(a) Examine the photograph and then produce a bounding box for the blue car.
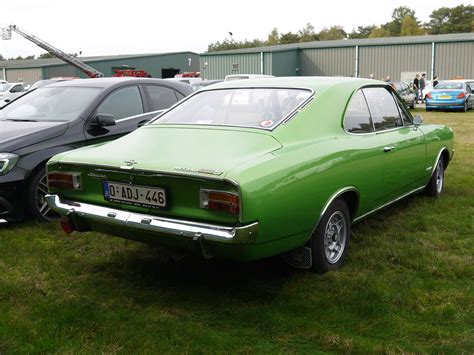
[426,81,474,112]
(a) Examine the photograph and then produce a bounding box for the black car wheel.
[425,158,445,197]
[27,167,59,222]
[310,198,351,273]
[463,101,468,112]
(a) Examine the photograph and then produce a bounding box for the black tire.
[26,166,59,222]
[410,100,416,109]
[310,199,351,273]
[425,158,445,197]
[463,101,467,112]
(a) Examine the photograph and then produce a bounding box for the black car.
[0,77,192,222]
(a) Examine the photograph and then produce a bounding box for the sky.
[0,0,470,58]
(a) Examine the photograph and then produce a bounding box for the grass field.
[1,109,473,353]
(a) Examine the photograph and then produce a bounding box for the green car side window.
[344,90,374,134]
[363,87,403,131]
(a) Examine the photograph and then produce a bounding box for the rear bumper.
[46,194,258,245]
[426,99,465,109]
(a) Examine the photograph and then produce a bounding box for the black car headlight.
[0,153,19,175]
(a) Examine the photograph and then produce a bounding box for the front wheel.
[425,158,445,197]
[310,199,351,273]
[26,167,59,222]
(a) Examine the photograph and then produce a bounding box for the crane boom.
[6,25,104,78]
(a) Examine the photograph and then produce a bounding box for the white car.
[0,82,26,106]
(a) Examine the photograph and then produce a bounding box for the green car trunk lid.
[50,125,283,224]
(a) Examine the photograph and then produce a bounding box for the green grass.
[1,109,473,353]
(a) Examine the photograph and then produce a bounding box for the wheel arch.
[305,186,359,244]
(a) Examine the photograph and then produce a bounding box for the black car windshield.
[435,82,464,90]
[0,86,101,122]
[153,88,312,129]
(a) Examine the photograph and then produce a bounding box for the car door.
[363,87,426,202]
[84,85,158,144]
[342,89,385,212]
[5,84,24,102]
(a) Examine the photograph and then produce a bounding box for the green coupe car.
[45,77,454,273]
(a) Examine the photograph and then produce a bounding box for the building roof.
[0,52,199,69]
[201,32,474,55]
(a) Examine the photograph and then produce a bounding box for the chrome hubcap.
[35,175,58,221]
[436,160,444,194]
[324,211,347,264]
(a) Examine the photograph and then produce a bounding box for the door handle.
[383,146,395,153]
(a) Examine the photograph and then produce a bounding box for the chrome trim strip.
[115,109,165,123]
[353,186,425,223]
[318,186,358,225]
[45,194,257,244]
[430,147,448,176]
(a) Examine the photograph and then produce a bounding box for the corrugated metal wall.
[200,53,272,80]
[5,68,42,83]
[42,53,200,79]
[272,50,299,77]
[358,44,431,81]
[42,65,82,79]
[435,42,474,79]
[0,70,4,80]
[300,47,355,76]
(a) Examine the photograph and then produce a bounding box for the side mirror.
[413,114,423,126]
[92,113,116,127]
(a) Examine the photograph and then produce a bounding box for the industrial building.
[200,33,474,81]
[0,52,200,84]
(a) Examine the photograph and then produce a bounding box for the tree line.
[207,4,474,52]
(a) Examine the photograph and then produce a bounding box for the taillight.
[457,92,466,99]
[426,93,432,99]
[200,189,240,215]
[47,171,82,190]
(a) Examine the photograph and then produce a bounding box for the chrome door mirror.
[413,114,423,126]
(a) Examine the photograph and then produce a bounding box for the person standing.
[413,74,420,103]
[420,74,426,103]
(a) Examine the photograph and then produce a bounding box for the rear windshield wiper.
[5,118,38,122]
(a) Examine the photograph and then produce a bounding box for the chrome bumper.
[46,194,258,244]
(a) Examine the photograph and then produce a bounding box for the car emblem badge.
[120,160,138,170]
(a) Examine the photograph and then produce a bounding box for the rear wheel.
[310,199,351,273]
[425,158,445,197]
[463,101,468,112]
[27,166,59,222]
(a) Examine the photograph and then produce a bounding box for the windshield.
[0,84,12,92]
[153,88,312,130]
[435,82,464,90]
[0,86,101,122]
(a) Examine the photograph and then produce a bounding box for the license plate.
[439,95,451,99]
[103,181,166,208]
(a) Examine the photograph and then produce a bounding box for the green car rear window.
[152,88,312,130]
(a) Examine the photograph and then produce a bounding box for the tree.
[425,5,474,34]
[400,15,425,36]
[298,23,318,42]
[318,26,347,40]
[0,54,5,61]
[369,26,391,38]
[348,25,377,39]
[384,6,418,36]
[38,52,55,59]
[279,32,300,44]
[266,28,280,45]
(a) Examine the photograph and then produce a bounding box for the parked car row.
[0,75,454,273]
